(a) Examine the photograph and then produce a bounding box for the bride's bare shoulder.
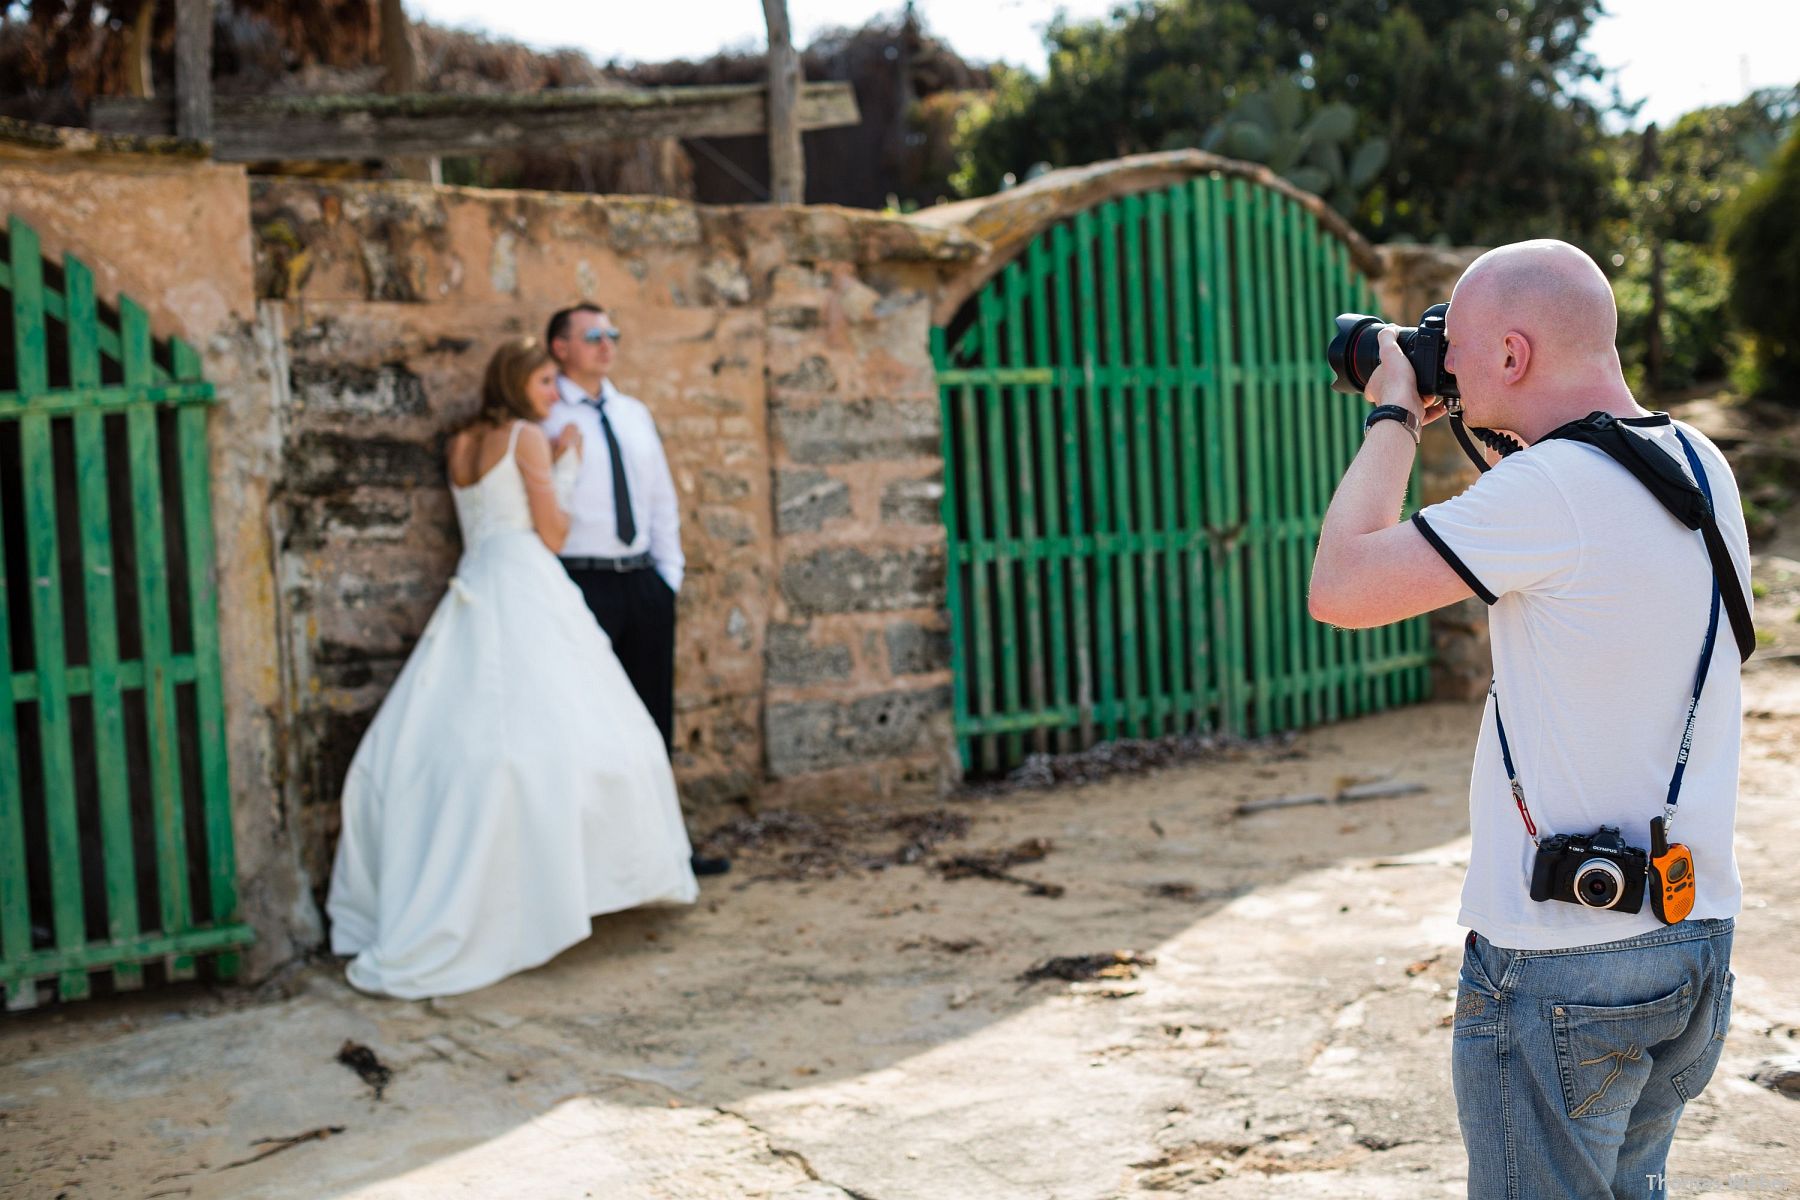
[445,423,494,486]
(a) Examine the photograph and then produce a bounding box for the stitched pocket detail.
[1550,982,1693,1119]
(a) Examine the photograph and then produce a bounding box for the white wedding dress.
[326,422,698,999]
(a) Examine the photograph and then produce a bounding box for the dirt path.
[4,655,1798,1199]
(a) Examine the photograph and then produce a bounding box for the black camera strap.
[1493,426,1724,842]
[1457,410,1753,662]
[1491,411,1754,662]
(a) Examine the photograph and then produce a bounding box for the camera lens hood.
[1328,314,1385,395]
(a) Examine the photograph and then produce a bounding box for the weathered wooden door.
[1,216,251,1008]
[933,176,1431,773]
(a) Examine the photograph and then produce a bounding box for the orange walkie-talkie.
[1648,816,1695,925]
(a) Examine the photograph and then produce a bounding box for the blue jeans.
[1453,919,1734,1199]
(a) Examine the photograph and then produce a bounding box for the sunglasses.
[581,327,622,344]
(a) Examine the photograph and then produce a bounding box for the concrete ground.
[4,657,1799,1199]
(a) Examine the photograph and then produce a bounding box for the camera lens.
[1327,314,1386,394]
[1574,858,1625,909]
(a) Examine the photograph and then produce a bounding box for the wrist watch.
[1364,403,1421,444]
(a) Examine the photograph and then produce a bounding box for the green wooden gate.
[1,216,251,1008]
[934,175,1431,773]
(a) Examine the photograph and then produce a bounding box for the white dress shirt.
[541,375,684,592]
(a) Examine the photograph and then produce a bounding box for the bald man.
[1310,240,1747,1198]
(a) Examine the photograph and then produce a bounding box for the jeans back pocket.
[1550,981,1694,1119]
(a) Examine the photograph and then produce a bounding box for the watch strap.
[1364,404,1421,443]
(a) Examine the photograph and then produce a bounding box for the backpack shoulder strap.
[1539,413,1756,663]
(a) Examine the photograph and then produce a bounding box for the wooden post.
[380,0,441,184]
[761,0,804,203]
[174,0,212,141]
[124,1,156,99]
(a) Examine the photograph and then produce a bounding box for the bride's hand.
[554,425,583,460]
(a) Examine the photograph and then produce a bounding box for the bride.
[327,338,698,999]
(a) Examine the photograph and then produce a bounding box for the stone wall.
[2,133,1493,975]
[251,180,978,887]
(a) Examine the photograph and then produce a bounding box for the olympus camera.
[1529,825,1648,913]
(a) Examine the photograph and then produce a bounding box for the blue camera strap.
[1493,426,1722,842]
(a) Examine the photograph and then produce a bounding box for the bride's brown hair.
[471,337,554,427]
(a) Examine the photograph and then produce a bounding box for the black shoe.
[690,853,731,877]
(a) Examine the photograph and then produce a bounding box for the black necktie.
[590,394,637,544]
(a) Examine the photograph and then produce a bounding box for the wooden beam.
[174,0,213,141]
[762,0,804,204]
[91,83,861,163]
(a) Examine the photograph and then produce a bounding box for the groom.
[543,303,728,876]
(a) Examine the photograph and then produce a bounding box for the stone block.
[780,546,946,616]
[290,361,429,418]
[765,623,853,686]
[765,685,953,778]
[699,469,753,503]
[886,620,951,676]
[288,432,442,494]
[773,394,938,465]
[881,472,945,526]
[700,508,757,548]
[776,468,852,535]
[772,355,839,394]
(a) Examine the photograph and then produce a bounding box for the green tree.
[1607,89,1799,393]
[1722,120,1800,400]
[954,0,1622,247]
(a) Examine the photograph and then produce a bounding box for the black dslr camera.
[1327,303,1459,399]
[1529,825,1648,913]
[1325,302,1526,470]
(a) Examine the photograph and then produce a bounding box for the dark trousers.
[564,565,676,753]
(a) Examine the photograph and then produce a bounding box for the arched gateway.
[926,155,1430,773]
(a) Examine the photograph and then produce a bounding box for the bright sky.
[409,0,1800,130]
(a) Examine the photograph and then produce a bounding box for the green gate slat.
[1294,209,1331,725]
[1261,183,1286,730]
[1268,195,1304,727]
[11,220,92,1002]
[956,378,995,771]
[174,338,241,981]
[1200,176,1245,735]
[1146,189,1188,730]
[1230,180,1272,734]
[0,236,29,1006]
[933,328,973,765]
[1026,237,1072,753]
[66,255,145,993]
[1051,222,1096,748]
[1098,200,1141,739]
[1002,262,1049,755]
[1074,207,1118,744]
[120,298,196,981]
[1118,195,1163,736]
[977,290,1023,765]
[1170,182,1212,729]
[0,224,35,1004]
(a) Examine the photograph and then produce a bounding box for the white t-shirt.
[1413,415,1746,950]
